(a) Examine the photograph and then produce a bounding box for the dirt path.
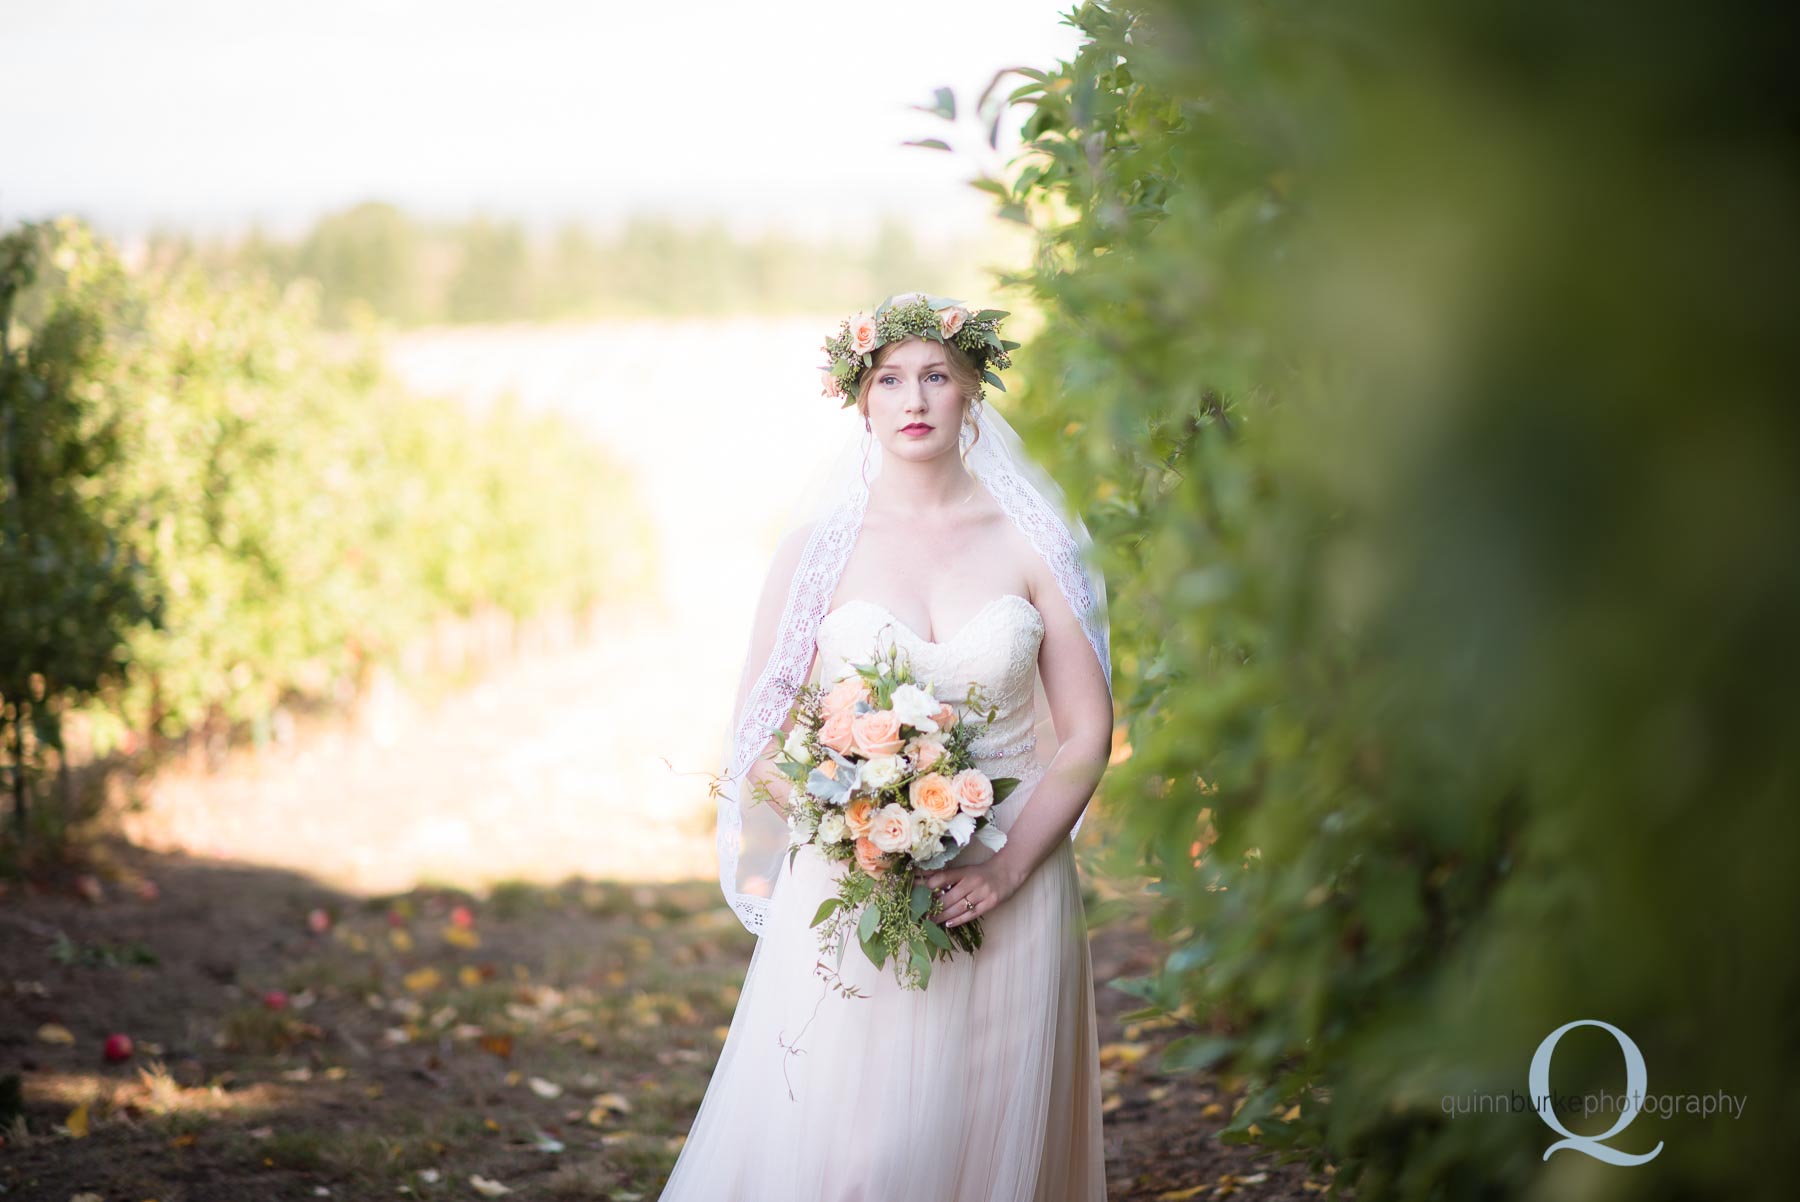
[2,835,1333,1201]
[115,600,739,896]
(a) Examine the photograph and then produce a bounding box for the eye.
[928,372,947,383]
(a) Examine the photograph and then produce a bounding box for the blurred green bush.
[972,0,1796,1197]
[1,217,655,835]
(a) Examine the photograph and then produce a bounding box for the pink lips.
[901,423,933,436]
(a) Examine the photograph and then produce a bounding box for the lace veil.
[713,391,1112,935]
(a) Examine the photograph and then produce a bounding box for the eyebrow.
[876,362,947,372]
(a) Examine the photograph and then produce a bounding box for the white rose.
[783,727,813,764]
[861,754,904,789]
[787,807,818,842]
[909,814,944,861]
[888,683,941,732]
[817,811,848,844]
[918,812,948,839]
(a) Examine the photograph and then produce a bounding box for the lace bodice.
[815,593,1048,796]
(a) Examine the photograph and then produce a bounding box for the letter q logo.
[1529,1019,1664,1165]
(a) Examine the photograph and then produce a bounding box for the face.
[861,337,967,462]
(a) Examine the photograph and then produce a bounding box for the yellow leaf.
[65,1102,90,1138]
[1098,1041,1150,1068]
[403,967,441,993]
[389,928,415,952]
[591,1091,633,1114]
[1282,1103,1302,1122]
[468,1173,512,1196]
[443,925,480,949]
[1154,1187,1207,1201]
[459,965,485,988]
[38,1023,76,1045]
[1200,1102,1225,1120]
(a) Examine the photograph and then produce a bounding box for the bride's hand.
[919,858,1024,929]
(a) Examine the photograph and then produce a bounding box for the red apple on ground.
[103,1033,134,1063]
[263,989,289,1011]
[450,904,475,929]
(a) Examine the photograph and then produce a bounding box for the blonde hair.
[854,336,985,452]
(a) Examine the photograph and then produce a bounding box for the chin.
[884,435,957,461]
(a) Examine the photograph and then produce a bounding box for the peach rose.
[938,305,969,337]
[905,735,946,772]
[852,709,905,758]
[869,802,915,854]
[952,768,996,817]
[908,772,960,822]
[821,370,843,399]
[820,710,858,755]
[823,675,872,721]
[933,702,958,732]
[847,311,880,354]
[844,797,877,839]
[854,836,890,877]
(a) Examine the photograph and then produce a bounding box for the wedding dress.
[658,591,1108,1201]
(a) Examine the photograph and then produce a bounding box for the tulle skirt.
[659,776,1107,1202]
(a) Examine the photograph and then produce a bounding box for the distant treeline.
[137,202,1016,328]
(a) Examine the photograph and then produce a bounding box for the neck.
[869,448,977,514]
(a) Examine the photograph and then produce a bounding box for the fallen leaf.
[38,1023,76,1045]
[1098,1041,1151,1068]
[469,1173,512,1196]
[591,1091,633,1114]
[65,1102,90,1138]
[444,925,480,949]
[528,1076,563,1099]
[403,967,441,993]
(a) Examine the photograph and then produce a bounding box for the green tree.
[0,220,161,838]
[940,0,1799,1196]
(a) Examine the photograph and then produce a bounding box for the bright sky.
[0,0,1086,241]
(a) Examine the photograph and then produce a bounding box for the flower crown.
[818,291,1019,409]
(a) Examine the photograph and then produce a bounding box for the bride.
[660,292,1114,1201]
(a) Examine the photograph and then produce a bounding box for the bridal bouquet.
[749,640,1021,990]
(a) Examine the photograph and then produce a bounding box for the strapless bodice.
[815,592,1046,793]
